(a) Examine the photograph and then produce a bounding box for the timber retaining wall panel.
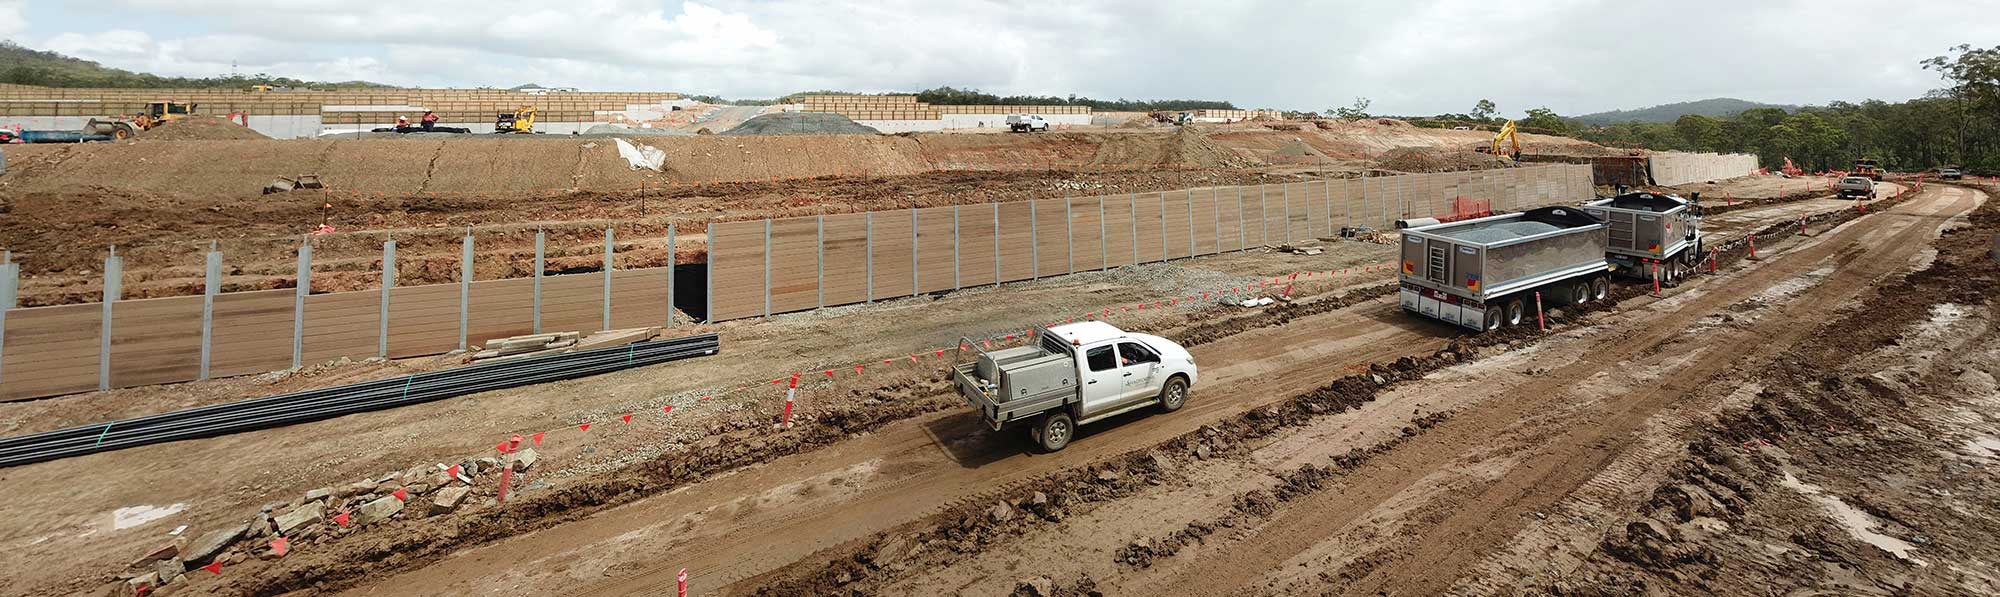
[387,283,461,358]
[109,296,203,388]
[2,304,101,400]
[768,217,822,313]
[708,221,768,321]
[207,289,295,378]
[819,214,870,306]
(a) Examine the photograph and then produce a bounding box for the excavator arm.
[1490,120,1520,161]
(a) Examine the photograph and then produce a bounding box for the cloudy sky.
[5,0,1997,117]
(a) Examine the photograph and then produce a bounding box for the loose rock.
[182,524,247,564]
[273,503,325,536]
[512,448,540,472]
[989,502,1016,523]
[430,486,471,515]
[353,495,404,526]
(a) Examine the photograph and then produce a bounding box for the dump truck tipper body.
[952,321,1196,452]
[1582,192,1705,281]
[1399,206,1611,331]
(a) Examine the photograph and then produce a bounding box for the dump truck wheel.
[1504,299,1525,327]
[1569,282,1589,305]
[1590,276,1610,301]
[1159,376,1189,412]
[1036,412,1074,452]
[1483,309,1503,331]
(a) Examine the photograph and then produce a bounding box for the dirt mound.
[1377,146,1508,173]
[138,116,270,141]
[1165,126,1260,169]
[1270,137,1329,162]
[722,113,880,136]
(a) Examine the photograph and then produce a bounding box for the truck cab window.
[1085,345,1117,372]
[1118,342,1160,366]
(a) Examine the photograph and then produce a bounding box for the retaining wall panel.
[868,213,915,300]
[2,304,102,400]
[767,217,822,313]
[707,221,768,321]
[207,289,294,378]
[387,283,461,358]
[819,214,870,306]
[109,296,203,389]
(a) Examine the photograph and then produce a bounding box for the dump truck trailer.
[1399,206,1611,331]
[1581,191,1705,284]
[952,322,1197,452]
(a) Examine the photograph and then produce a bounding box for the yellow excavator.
[1484,119,1521,164]
[81,101,197,140]
[494,106,538,134]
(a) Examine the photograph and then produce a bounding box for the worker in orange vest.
[395,115,409,131]
[421,110,439,131]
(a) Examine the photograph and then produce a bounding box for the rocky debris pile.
[1377,146,1509,173]
[112,446,543,594]
[137,116,270,141]
[722,113,880,136]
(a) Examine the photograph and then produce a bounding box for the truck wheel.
[1483,309,1503,331]
[1569,282,1589,305]
[1036,412,1073,452]
[1159,376,1189,412]
[1590,276,1610,301]
[1504,298,1525,327]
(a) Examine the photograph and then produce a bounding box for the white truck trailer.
[1581,191,1706,284]
[1399,206,1612,331]
[952,322,1197,452]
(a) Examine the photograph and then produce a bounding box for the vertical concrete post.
[992,203,1001,286]
[1129,194,1138,265]
[380,239,396,358]
[459,232,472,350]
[0,250,13,389]
[952,206,961,290]
[763,219,772,317]
[1237,187,1246,251]
[1284,183,1292,244]
[1098,198,1107,270]
[1323,177,1332,236]
[1187,190,1196,257]
[910,208,919,295]
[1029,200,1039,280]
[704,224,714,324]
[533,229,545,333]
[666,223,677,326]
[198,245,219,380]
[602,227,614,330]
[864,214,874,303]
[1259,183,1269,247]
[1064,192,1073,274]
[291,240,308,370]
[100,246,123,391]
[817,216,826,308]
[1159,192,1167,260]
[1212,188,1221,255]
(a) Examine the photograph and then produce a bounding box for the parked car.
[953,322,1197,452]
[1835,176,1878,200]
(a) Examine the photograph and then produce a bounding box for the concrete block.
[353,495,404,526]
[273,503,324,536]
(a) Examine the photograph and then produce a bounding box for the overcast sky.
[5,0,1997,117]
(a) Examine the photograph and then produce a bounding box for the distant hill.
[0,41,390,89]
[1573,98,1795,125]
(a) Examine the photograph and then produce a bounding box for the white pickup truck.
[953,322,1197,452]
[1834,176,1877,200]
[1007,114,1050,132]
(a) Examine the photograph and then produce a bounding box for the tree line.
[1569,45,1997,173]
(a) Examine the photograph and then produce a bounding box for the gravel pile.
[722,113,881,136]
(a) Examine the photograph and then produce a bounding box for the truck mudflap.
[1400,283,1486,331]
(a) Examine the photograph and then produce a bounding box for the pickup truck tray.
[953,362,1072,431]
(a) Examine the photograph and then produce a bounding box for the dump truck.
[952,321,1197,452]
[1398,206,1611,331]
[1854,158,1883,181]
[1581,191,1706,284]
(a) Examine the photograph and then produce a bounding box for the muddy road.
[312,185,1963,595]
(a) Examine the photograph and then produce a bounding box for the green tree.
[1472,99,1496,121]
[1672,114,1724,152]
[1329,97,1372,119]
[1520,107,1568,135]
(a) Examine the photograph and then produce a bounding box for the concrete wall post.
[910,209,919,295]
[459,233,472,350]
[952,206,961,290]
[0,251,13,388]
[602,227,615,330]
[1260,183,1269,246]
[992,203,1001,285]
[1187,190,1196,257]
[100,247,123,391]
[1030,200,1039,280]
[1129,194,1138,265]
[198,246,219,380]
[533,229,545,333]
[817,216,826,307]
[666,223,676,326]
[291,240,307,370]
[1065,193,1073,273]
[864,214,874,302]
[763,220,772,317]
[381,240,396,357]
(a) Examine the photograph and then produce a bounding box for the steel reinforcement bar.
[0,333,720,468]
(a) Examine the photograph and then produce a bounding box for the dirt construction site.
[2,118,1998,597]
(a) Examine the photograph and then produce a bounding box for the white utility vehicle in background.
[953,322,1197,452]
[1007,114,1050,132]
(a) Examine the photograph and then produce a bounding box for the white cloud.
[22,0,2000,115]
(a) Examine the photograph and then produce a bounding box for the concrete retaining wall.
[1648,152,1760,186]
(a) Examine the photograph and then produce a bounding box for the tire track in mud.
[199,281,1390,596]
[1149,187,1972,596]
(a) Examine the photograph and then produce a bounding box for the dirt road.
[1126,185,1977,595]
[334,188,1951,596]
